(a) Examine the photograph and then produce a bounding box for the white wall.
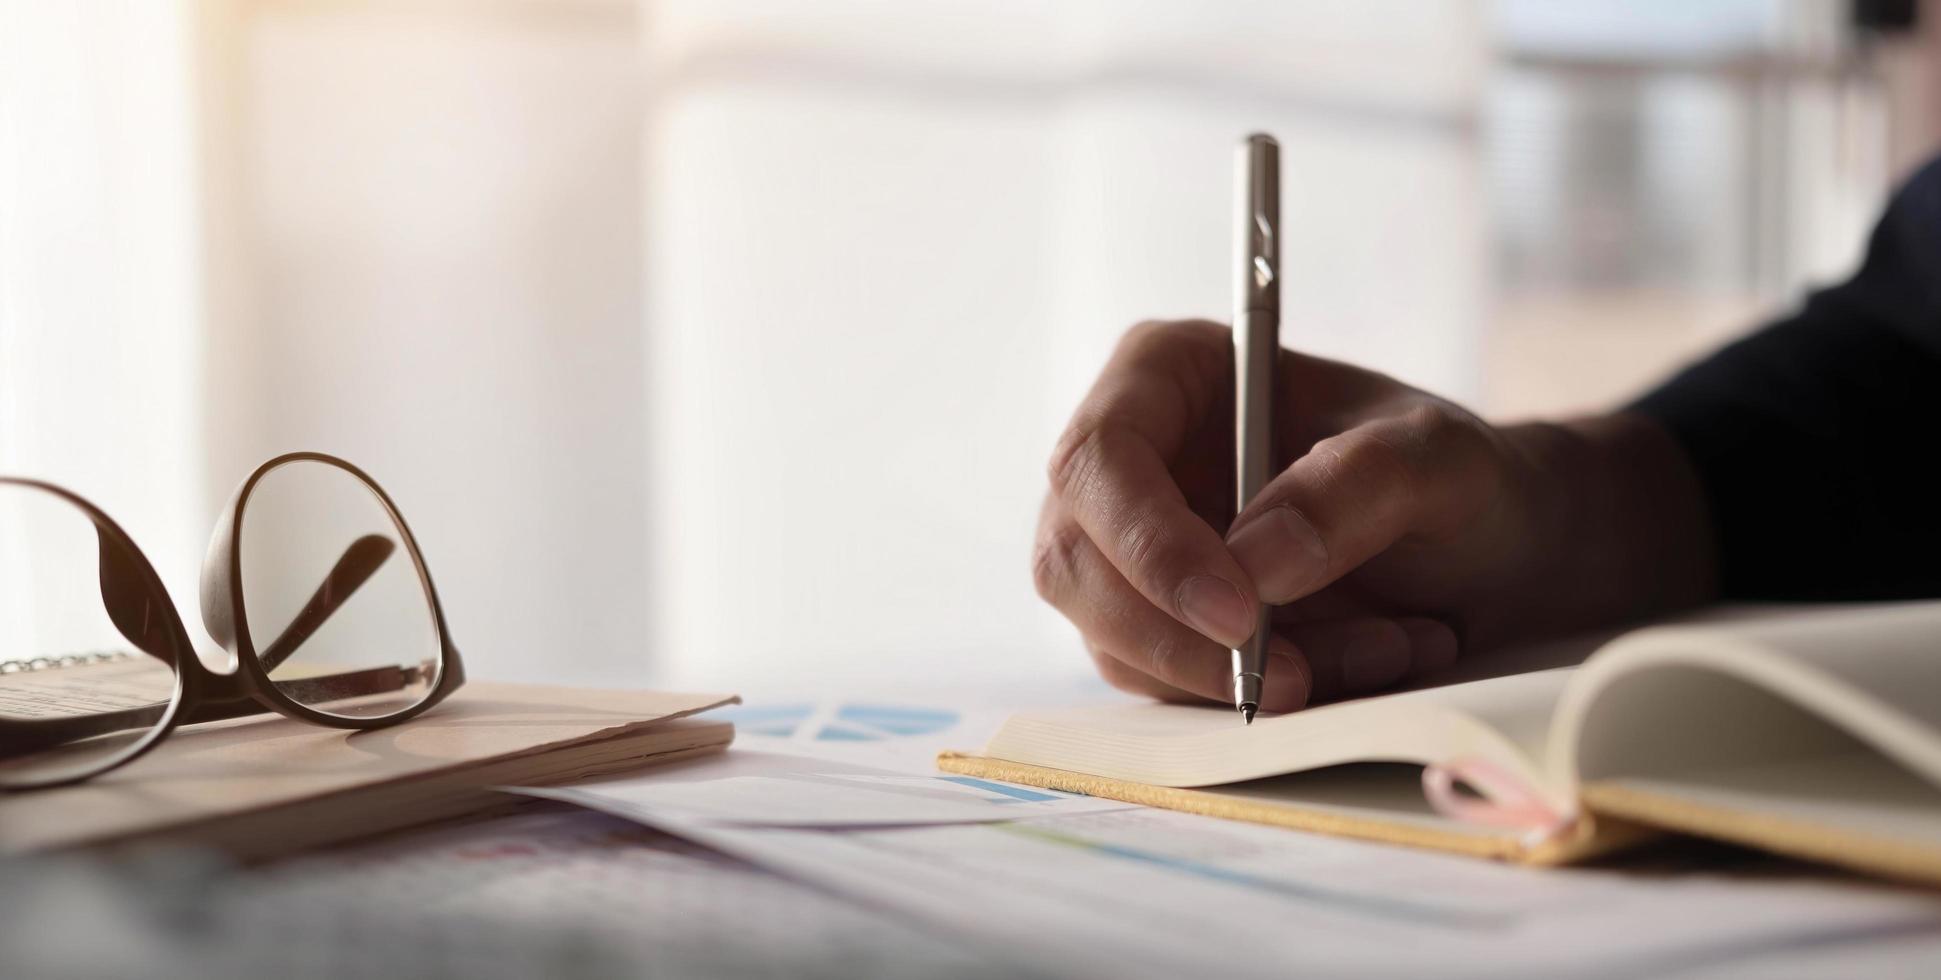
[201,0,649,683]
[0,2,206,613]
[641,0,1487,693]
[13,2,1904,698]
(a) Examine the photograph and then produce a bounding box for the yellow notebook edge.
[937,751,1644,866]
[1582,781,1941,889]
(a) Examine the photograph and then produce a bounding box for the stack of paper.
[1,683,735,860]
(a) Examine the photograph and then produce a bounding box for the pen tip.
[1240,703,1257,725]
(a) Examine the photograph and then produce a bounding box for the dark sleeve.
[1629,156,1941,601]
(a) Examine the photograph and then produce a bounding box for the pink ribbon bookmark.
[1422,757,1577,846]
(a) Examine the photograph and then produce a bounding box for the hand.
[1033,320,1713,712]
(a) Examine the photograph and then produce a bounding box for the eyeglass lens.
[0,483,180,786]
[238,459,441,720]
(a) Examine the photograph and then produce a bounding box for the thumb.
[1224,404,1496,604]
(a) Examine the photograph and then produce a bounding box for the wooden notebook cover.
[1,682,737,857]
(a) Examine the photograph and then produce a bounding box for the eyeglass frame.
[0,451,465,791]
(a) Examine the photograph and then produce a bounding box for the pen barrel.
[1233,309,1277,511]
[1232,310,1278,691]
[1230,133,1280,700]
[1232,132,1279,514]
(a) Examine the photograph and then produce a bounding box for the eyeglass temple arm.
[96,532,184,667]
[253,534,396,672]
[0,662,429,761]
[96,531,395,673]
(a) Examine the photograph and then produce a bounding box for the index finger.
[1047,321,1261,648]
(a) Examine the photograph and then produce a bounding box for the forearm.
[1623,156,1941,601]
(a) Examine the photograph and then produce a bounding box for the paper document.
[0,810,1003,980]
[510,749,1131,828]
[642,808,1941,979]
[717,700,1011,769]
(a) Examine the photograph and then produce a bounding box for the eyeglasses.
[0,452,464,790]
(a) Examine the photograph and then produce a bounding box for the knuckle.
[1139,628,1194,685]
[1401,401,1504,512]
[1116,318,1224,358]
[1031,519,1088,603]
[1400,402,1463,442]
[1362,620,1414,688]
[1047,420,1107,497]
[1118,508,1156,570]
[1369,617,1411,652]
[1401,401,1491,462]
[1300,434,1353,501]
[1118,319,1168,350]
[1112,513,1174,583]
[1310,429,1393,487]
[1089,650,1150,696]
[1339,427,1419,496]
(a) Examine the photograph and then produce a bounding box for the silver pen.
[1231,133,1279,725]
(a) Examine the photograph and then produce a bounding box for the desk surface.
[6,803,1941,980]
[7,684,1941,978]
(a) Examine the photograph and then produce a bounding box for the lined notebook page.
[977,668,1576,792]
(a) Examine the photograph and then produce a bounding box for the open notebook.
[941,603,1941,886]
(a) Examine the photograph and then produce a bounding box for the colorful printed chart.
[723,704,960,742]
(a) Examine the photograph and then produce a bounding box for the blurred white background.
[3,0,1936,696]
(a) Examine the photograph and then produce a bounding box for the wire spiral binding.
[0,650,130,674]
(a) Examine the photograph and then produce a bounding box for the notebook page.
[1559,602,1941,791]
[978,668,1576,798]
[1596,750,1941,853]
[0,656,173,718]
[1552,602,1941,882]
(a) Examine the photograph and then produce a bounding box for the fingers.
[1087,648,1197,703]
[1225,403,1501,605]
[1277,616,1459,707]
[1041,488,1459,710]
[1085,614,1460,716]
[1036,495,1309,712]
[1047,321,1262,647]
[1042,323,1484,712]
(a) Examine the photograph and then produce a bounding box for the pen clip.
[1236,134,1279,316]
[1252,213,1275,293]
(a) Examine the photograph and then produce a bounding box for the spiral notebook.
[941,603,1941,886]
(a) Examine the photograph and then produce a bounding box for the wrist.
[1500,413,1717,638]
